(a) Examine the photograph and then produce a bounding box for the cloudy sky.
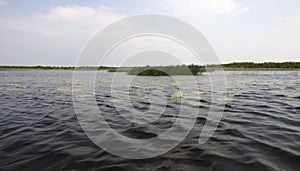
[0,0,300,66]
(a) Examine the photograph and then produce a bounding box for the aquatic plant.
[56,87,72,93]
[188,101,202,106]
[216,97,233,102]
[172,91,185,99]
[233,93,242,97]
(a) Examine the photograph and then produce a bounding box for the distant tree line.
[0,66,116,70]
[0,66,75,70]
[221,62,300,69]
[128,64,205,76]
[1,62,299,72]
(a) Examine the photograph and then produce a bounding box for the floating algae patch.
[272,85,283,89]
[150,80,163,85]
[188,101,202,107]
[239,86,248,89]
[32,78,46,83]
[7,83,26,87]
[233,93,242,97]
[7,77,19,82]
[73,88,84,93]
[33,128,44,132]
[140,85,164,90]
[216,97,233,102]
[240,81,250,85]
[275,82,283,85]
[56,87,72,93]
[6,83,27,91]
[196,91,207,95]
[172,91,185,99]
[138,95,149,100]
[6,87,19,91]
[105,99,123,103]
[284,94,297,98]
[50,78,63,83]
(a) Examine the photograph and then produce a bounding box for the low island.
[0,62,299,76]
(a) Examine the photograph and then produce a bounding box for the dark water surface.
[0,71,299,171]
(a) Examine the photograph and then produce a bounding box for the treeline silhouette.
[1,62,299,73]
[0,66,116,70]
[128,65,206,76]
[221,62,300,69]
[0,66,75,70]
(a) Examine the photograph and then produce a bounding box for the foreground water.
[0,71,299,171]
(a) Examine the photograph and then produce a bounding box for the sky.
[0,0,300,66]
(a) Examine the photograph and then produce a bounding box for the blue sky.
[0,0,300,66]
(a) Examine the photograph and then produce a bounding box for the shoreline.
[0,67,300,72]
[1,62,300,72]
[223,68,300,71]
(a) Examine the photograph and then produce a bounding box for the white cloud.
[0,5,127,65]
[159,0,248,24]
[0,5,126,37]
[0,0,6,5]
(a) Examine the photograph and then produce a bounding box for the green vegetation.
[0,66,119,71]
[0,66,75,70]
[128,64,205,76]
[207,62,300,71]
[217,97,233,102]
[1,62,299,73]
[107,67,131,72]
[223,62,300,69]
[171,91,186,99]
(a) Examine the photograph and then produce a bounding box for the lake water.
[0,71,299,171]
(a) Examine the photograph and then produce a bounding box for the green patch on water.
[8,83,24,87]
[239,86,248,89]
[272,86,283,89]
[150,80,163,85]
[233,93,242,97]
[6,87,19,91]
[196,91,207,95]
[275,82,283,85]
[50,78,62,83]
[33,128,44,132]
[284,95,297,98]
[172,91,185,99]
[76,93,94,97]
[188,101,202,106]
[217,97,233,102]
[56,87,72,93]
[138,95,149,99]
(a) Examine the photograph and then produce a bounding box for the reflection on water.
[0,71,299,171]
